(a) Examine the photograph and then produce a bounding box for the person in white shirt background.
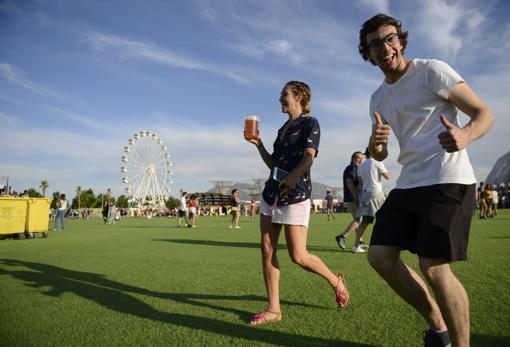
[177,191,189,227]
[351,148,389,253]
[54,194,68,231]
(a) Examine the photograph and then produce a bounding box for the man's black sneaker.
[423,329,451,347]
[334,235,346,250]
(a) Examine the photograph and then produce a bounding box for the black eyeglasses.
[367,33,400,52]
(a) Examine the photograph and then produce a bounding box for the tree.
[116,194,129,208]
[95,193,105,208]
[107,188,112,204]
[165,196,180,210]
[75,186,82,210]
[71,188,97,208]
[81,188,96,208]
[39,180,49,197]
[26,188,42,198]
[51,191,61,209]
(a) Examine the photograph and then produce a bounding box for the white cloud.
[85,32,207,70]
[0,62,61,99]
[50,107,118,135]
[199,0,355,72]
[0,92,25,105]
[414,0,463,59]
[358,0,390,14]
[0,0,21,13]
[0,112,17,126]
[83,31,276,85]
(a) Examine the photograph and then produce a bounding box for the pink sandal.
[335,272,349,308]
[248,310,282,326]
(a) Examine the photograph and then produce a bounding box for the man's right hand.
[370,112,391,151]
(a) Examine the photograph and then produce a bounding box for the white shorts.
[259,199,311,227]
[355,191,386,218]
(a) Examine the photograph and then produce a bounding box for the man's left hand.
[438,115,472,152]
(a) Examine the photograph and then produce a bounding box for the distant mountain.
[207,181,342,201]
[486,151,510,185]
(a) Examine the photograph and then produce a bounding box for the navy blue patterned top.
[262,115,320,206]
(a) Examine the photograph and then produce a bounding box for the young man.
[53,194,67,231]
[324,189,335,221]
[359,14,493,347]
[351,148,389,253]
[177,191,189,227]
[335,151,364,249]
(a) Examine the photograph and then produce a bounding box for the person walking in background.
[324,189,335,221]
[245,81,349,326]
[188,195,198,228]
[177,191,189,227]
[229,189,241,229]
[335,151,365,249]
[108,202,116,225]
[491,185,499,217]
[351,148,390,253]
[250,198,257,222]
[476,181,486,218]
[484,184,494,218]
[53,194,67,231]
[359,14,493,346]
[102,202,109,225]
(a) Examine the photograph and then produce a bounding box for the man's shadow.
[0,259,372,346]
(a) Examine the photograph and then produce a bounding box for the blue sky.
[1,0,508,199]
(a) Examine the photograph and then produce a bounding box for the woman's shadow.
[0,259,372,346]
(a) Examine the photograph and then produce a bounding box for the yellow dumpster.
[0,197,28,238]
[26,198,52,238]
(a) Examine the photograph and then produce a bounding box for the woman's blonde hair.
[286,81,312,115]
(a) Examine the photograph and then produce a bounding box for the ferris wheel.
[121,130,173,208]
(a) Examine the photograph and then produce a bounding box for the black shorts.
[178,209,186,218]
[370,184,475,261]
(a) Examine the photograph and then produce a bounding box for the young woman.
[250,198,257,222]
[188,195,198,227]
[245,81,348,326]
[229,189,241,229]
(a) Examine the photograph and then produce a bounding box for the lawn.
[0,210,509,346]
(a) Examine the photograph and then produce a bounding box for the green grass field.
[1,211,509,346]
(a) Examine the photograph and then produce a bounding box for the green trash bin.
[0,197,28,239]
[26,198,52,238]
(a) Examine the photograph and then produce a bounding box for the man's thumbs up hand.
[440,115,455,130]
[438,115,471,152]
[374,111,383,126]
[371,112,391,146]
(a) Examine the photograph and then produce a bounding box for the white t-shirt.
[492,190,498,204]
[180,196,187,210]
[58,199,67,211]
[358,158,388,193]
[369,58,476,189]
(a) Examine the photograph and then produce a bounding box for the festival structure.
[121,131,173,208]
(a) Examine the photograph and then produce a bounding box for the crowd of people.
[477,182,509,218]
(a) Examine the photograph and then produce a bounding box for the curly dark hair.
[358,14,408,65]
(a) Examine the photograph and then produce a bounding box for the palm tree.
[39,180,49,197]
[76,186,82,210]
[107,188,112,204]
